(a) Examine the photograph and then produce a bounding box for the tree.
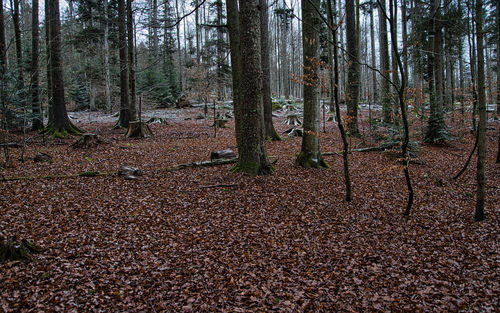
[12,0,24,91]
[42,0,81,137]
[0,0,8,162]
[425,0,448,143]
[127,0,137,121]
[117,0,130,128]
[31,0,43,130]
[327,0,352,201]
[296,0,328,168]
[260,0,281,141]
[378,0,391,123]
[474,0,486,221]
[227,0,272,175]
[346,0,360,135]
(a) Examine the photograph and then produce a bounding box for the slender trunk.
[31,0,43,130]
[117,0,130,127]
[346,0,359,135]
[0,0,9,163]
[261,0,280,140]
[12,0,24,90]
[216,0,224,100]
[152,0,158,58]
[390,0,399,122]
[328,0,351,201]
[127,0,136,121]
[369,4,377,104]
[45,0,53,124]
[195,0,200,63]
[103,0,111,113]
[379,0,391,123]
[175,0,182,90]
[474,0,486,221]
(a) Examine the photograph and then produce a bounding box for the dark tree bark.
[0,0,8,162]
[44,0,52,124]
[297,0,328,168]
[117,0,130,128]
[474,0,486,221]
[216,0,224,100]
[327,0,352,201]
[260,0,281,141]
[497,0,500,117]
[31,0,43,130]
[228,0,272,175]
[42,0,80,137]
[12,0,24,91]
[425,0,448,143]
[346,0,360,135]
[127,0,137,121]
[369,2,378,104]
[378,0,391,123]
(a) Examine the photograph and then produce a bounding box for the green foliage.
[138,66,174,106]
[425,113,452,143]
[69,83,90,110]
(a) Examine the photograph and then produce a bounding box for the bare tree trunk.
[127,0,137,121]
[216,0,224,100]
[379,0,391,123]
[12,0,24,91]
[152,0,158,58]
[31,0,43,130]
[229,0,272,175]
[175,0,183,90]
[117,0,130,127]
[261,0,281,140]
[346,0,360,135]
[369,4,378,104]
[195,0,200,63]
[103,0,111,113]
[0,0,9,163]
[327,0,352,201]
[297,0,328,168]
[474,0,486,221]
[44,0,80,136]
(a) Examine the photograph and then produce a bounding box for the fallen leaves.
[0,108,499,311]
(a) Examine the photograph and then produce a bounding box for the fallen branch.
[1,171,111,182]
[200,183,238,189]
[168,158,238,171]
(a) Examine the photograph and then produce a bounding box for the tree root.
[0,236,43,263]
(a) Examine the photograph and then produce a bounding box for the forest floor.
[0,106,499,312]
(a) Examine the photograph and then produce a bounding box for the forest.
[0,0,499,311]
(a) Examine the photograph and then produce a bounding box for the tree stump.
[126,121,153,138]
[72,133,105,149]
[118,163,142,180]
[213,119,228,128]
[34,152,52,163]
[285,114,302,126]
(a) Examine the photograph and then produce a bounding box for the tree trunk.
[230,0,272,175]
[369,4,377,104]
[31,0,43,130]
[474,0,486,221]
[45,0,53,124]
[425,0,448,143]
[103,0,111,113]
[379,0,391,123]
[117,0,129,128]
[152,0,158,58]
[43,0,80,137]
[127,0,137,121]
[297,0,328,168]
[175,0,183,90]
[496,0,500,117]
[12,0,24,91]
[0,0,8,163]
[195,0,200,63]
[346,0,360,135]
[226,0,242,148]
[327,0,351,201]
[261,0,281,141]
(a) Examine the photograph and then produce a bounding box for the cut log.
[126,121,153,138]
[118,164,142,180]
[34,152,52,163]
[210,149,236,160]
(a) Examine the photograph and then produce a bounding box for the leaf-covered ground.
[1,108,499,312]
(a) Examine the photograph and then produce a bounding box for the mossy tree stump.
[72,133,105,148]
[126,121,153,138]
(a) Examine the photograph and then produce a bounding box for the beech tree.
[378,0,391,123]
[31,0,43,131]
[346,0,360,135]
[117,0,130,128]
[296,0,328,168]
[227,0,272,175]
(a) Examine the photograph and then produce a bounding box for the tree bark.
[103,0,112,113]
[127,0,137,121]
[327,0,352,201]
[117,0,130,128]
[12,0,24,92]
[31,0,43,130]
[297,0,328,168]
[369,3,378,104]
[261,0,281,141]
[346,0,360,135]
[378,0,391,123]
[230,0,272,175]
[474,0,486,221]
[43,0,80,137]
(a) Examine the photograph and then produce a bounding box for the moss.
[231,159,274,176]
[296,151,330,169]
[79,171,100,177]
[0,237,42,263]
[41,122,82,138]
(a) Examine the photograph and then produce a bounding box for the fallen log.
[168,158,238,171]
